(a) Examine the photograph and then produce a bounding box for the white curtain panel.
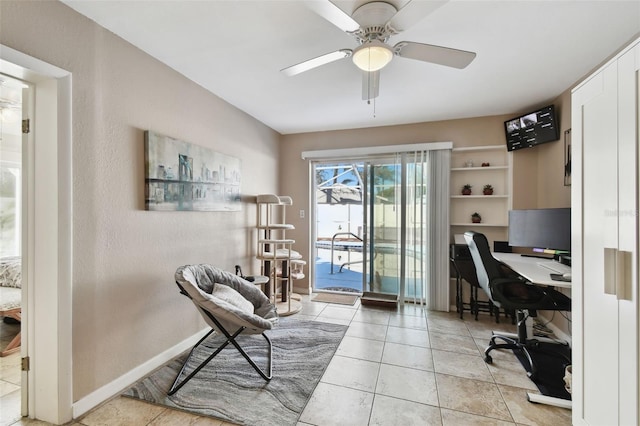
[426,149,451,311]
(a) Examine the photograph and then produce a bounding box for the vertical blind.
[399,148,450,310]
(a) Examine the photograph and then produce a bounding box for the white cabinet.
[450,145,512,245]
[571,37,638,425]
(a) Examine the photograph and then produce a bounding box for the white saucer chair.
[169,264,278,395]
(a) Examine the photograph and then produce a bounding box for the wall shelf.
[451,166,508,172]
[450,145,512,245]
[451,195,509,199]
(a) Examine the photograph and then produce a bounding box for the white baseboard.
[293,284,311,295]
[72,328,209,419]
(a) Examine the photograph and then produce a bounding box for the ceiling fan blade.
[362,70,380,101]
[387,0,448,32]
[281,49,352,76]
[307,0,361,33]
[395,41,476,69]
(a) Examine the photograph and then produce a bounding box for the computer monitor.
[508,208,571,253]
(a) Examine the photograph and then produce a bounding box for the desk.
[493,252,571,288]
[492,252,572,409]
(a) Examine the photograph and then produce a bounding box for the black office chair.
[464,231,571,378]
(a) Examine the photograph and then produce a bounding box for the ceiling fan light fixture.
[352,40,393,72]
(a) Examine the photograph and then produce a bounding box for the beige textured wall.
[535,90,572,208]
[0,1,280,401]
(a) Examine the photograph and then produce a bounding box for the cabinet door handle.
[604,248,634,300]
[616,250,632,301]
[604,247,617,296]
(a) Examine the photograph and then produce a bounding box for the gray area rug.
[123,318,347,425]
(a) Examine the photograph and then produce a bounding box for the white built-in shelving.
[450,145,512,243]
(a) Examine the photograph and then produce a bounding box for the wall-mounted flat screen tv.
[504,105,559,151]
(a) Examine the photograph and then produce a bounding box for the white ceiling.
[61,0,639,135]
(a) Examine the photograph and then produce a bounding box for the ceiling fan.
[281,0,476,101]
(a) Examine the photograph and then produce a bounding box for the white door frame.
[0,45,73,424]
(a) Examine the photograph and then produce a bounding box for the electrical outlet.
[299,209,305,219]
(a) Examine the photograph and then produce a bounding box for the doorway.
[0,46,74,424]
[311,152,431,305]
[314,162,365,294]
[0,74,24,424]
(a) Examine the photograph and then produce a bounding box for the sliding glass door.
[363,157,401,297]
[306,143,450,309]
[362,154,428,304]
[313,162,364,293]
[312,152,432,305]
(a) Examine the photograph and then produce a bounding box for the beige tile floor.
[0,296,572,426]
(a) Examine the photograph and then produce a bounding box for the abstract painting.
[144,130,241,211]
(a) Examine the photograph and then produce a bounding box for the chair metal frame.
[168,282,273,396]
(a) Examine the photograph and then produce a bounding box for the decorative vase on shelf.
[471,212,482,223]
[461,184,472,195]
[483,184,494,195]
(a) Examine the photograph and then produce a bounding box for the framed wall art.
[144,130,241,211]
[564,129,571,186]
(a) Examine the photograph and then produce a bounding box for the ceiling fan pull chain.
[366,73,376,118]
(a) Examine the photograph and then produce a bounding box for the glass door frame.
[310,153,427,305]
[362,155,404,300]
[304,142,451,306]
[311,161,365,294]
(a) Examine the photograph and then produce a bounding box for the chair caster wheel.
[484,355,493,364]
